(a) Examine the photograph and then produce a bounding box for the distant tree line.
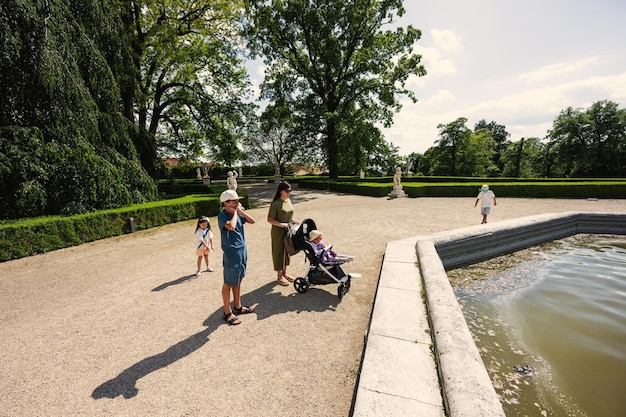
[406,100,626,178]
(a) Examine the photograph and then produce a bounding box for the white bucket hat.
[220,189,242,203]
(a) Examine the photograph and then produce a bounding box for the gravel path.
[1,183,624,417]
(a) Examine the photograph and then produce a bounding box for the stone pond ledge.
[352,212,626,417]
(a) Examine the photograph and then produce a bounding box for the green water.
[453,236,626,416]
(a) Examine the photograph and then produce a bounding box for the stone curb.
[353,212,626,417]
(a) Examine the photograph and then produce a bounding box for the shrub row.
[157,181,216,196]
[295,180,626,199]
[0,193,248,262]
[3,179,624,262]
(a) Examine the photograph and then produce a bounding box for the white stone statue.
[201,166,210,184]
[196,167,202,179]
[393,167,402,186]
[388,167,407,198]
[227,170,238,191]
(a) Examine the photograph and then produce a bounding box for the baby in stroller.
[289,219,357,300]
[308,230,352,264]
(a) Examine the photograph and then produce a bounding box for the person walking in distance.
[474,184,497,224]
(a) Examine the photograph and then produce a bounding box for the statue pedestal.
[202,175,210,185]
[274,174,282,183]
[388,185,408,198]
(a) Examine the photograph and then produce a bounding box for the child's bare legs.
[196,256,203,275]
[480,207,490,224]
[232,283,241,310]
[203,254,213,271]
[222,283,241,325]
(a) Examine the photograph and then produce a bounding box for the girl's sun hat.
[481,184,489,191]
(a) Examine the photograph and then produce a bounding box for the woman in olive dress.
[267,181,298,286]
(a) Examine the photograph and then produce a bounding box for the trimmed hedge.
[294,180,626,199]
[0,193,249,262]
[157,180,217,195]
[3,177,625,262]
[298,176,625,184]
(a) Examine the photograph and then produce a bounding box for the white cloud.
[431,29,462,51]
[427,89,455,104]
[414,29,462,78]
[468,71,626,123]
[518,57,603,84]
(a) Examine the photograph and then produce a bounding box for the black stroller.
[288,218,357,300]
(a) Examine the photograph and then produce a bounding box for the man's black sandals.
[223,312,241,325]
[233,305,255,315]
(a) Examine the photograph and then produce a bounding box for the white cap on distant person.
[481,184,489,191]
[220,189,241,203]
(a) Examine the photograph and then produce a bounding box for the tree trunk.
[327,118,339,178]
[514,137,524,177]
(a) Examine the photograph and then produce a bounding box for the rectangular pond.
[450,235,626,417]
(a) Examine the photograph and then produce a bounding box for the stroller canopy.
[291,218,317,252]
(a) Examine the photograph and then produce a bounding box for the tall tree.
[244,0,426,178]
[456,130,495,177]
[0,0,157,219]
[433,117,471,176]
[547,100,626,177]
[547,106,589,177]
[242,102,313,173]
[121,0,253,163]
[474,119,510,174]
[500,137,545,178]
[585,100,626,176]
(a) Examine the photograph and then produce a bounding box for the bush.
[294,178,626,199]
[0,192,248,262]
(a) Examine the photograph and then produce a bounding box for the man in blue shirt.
[218,190,256,325]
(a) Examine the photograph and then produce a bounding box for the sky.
[383,0,626,154]
[247,0,626,155]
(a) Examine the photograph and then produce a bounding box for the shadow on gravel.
[151,274,198,292]
[92,281,342,399]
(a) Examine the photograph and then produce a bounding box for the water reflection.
[450,235,626,417]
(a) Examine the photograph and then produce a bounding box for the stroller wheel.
[345,276,351,293]
[294,277,309,293]
[337,283,345,300]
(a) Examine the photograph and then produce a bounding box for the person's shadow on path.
[92,281,340,399]
[151,274,198,292]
